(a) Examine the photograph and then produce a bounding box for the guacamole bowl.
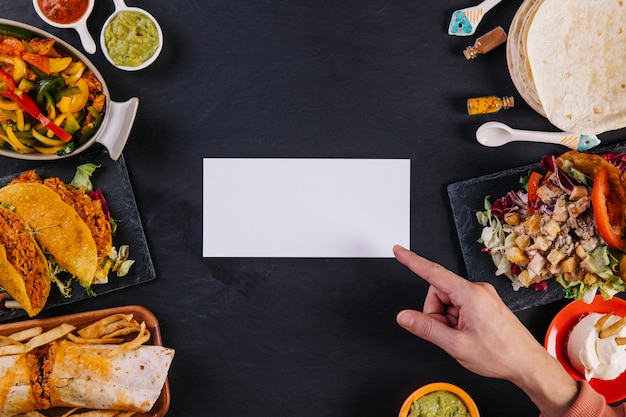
[100,0,163,71]
[0,19,138,161]
[398,382,480,417]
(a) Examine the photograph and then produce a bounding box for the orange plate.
[0,305,171,417]
[545,295,626,404]
[398,382,480,417]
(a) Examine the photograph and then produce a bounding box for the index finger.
[393,245,470,294]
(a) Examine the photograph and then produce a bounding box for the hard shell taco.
[0,182,98,287]
[0,205,51,317]
[10,169,113,284]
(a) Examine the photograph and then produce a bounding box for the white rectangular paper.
[202,158,410,257]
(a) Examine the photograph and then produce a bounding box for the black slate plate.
[447,142,626,311]
[0,149,155,322]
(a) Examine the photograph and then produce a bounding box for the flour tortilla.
[507,0,545,115]
[48,341,174,412]
[0,183,98,287]
[525,0,626,135]
[0,354,38,417]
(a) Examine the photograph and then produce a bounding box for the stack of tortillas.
[507,0,626,135]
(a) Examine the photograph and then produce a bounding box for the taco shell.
[0,206,51,317]
[10,171,113,285]
[0,183,98,287]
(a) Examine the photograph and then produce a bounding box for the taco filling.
[0,205,51,317]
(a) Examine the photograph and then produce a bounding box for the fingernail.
[397,311,414,328]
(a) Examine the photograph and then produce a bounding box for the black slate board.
[0,149,155,322]
[447,142,626,312]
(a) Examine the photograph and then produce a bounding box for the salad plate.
[0,148,155,322]
[448,142,626,311]
[545,295,626,404]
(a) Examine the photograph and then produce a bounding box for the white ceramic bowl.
[0,19,138,161]
[32,0,97,54]
[100,0,163,71]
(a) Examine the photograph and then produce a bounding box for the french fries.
[595,312,614,332]
[595,312,626,343]
[0,326,43,346]
[0,313,151,357]
[77,313,138,339]
[59,408,138,417]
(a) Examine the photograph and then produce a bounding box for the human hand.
[393,245,579,417]
[393,244,542,380]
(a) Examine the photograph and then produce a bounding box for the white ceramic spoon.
[448,0,503,36]
[476,121,601,150]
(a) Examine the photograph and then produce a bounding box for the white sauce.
[567,312,626,381]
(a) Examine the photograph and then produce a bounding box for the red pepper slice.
[592,166,625,250]
[0,68,71,142]
[527,171,543,214]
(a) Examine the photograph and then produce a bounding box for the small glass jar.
[467,96,514,115]
[463,26,507,60]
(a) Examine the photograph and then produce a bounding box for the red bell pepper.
[0,68,71,142]
[527,171,543,214]
[592,166,625,250]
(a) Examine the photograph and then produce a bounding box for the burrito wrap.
[48,340,174,412]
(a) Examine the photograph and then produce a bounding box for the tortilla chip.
[0,183,98,287]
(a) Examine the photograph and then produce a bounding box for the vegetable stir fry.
[0,25,105,156]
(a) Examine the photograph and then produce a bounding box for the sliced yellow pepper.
[33,144,66,154]
[0,97,19,110]
[49,57,72,73]
[15,109,24,131]
[0,54,13,65]
[4,127,31,153]
[12,56,26,82]
[48,114,67,138]
[56,78,89,114]
[62,61,86,85]
[31,128,65,146]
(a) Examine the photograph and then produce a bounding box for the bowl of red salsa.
[32,0,96,54]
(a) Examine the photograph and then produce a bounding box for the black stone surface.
[1,1,626,416]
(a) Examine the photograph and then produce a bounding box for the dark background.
[2,1,625,416]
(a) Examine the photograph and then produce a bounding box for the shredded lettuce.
[70,163,101,193]
[48,260,72,298]
[477,196,522,290]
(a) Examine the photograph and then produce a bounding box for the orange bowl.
[398,382,480,417]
